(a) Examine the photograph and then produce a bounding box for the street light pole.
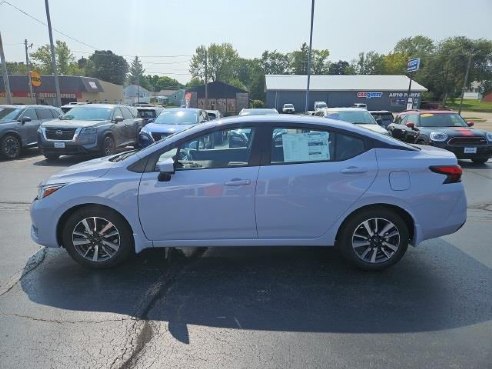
[24,39,34,103]
[305,0,315,112]
[0,31,13,104]
[458,54,473,115]
[44,0,61,107]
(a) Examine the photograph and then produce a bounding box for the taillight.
[429,165,463,184]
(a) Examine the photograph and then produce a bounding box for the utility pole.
[0,31,13,104]
[44,0,61,107]
[24,39,34,103]
[305,0,315,112]
[406,73,413,110]
[204,48,208,110]
[458,54,473,115]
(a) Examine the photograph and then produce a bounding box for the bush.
[250,100,264,108]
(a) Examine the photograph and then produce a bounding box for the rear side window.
[271,127,365,164]
[35,108,54,120]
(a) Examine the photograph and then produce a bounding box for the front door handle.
[225,179,251,186]
[341,166,367,174]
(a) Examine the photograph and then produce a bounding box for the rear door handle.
[225,179,251,186]
[341,166,367,174]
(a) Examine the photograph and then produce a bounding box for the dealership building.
[265,75,427,112]
[0,75,123,106]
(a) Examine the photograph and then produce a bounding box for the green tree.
[30,40,78,75]
[290,42,310,74]
[144,75,183,91]
[328,60,354,75]
[394,35,435,57]
[128,56,146,86]
[311,49,330,74]
[189,43,239,82]
[186,77,203,88]
[85,50,129,85]
[383,52,408,74]
[6,62,28,75]
[260,50,290,74]
[352,51,385,75]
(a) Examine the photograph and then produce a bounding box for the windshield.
[154,110,199,125]
[239,109,279,116]
[0,107,22,122]
[325,110,377,124]
[61,107,112,121]
[419,113,468,127]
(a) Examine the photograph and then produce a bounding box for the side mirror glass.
[114,116,124,123]
[467,121,474,127]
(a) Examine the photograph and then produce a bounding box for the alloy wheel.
[71,216,120,262]
[351,217,401,264]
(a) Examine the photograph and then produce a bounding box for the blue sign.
[407,58,420,73]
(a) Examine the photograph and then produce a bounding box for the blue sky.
[1,0,491,83]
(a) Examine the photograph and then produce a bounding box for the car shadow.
[32,155,95,167]
[459,159,491,169]
[0,147,41,162]
[19,240,492,340]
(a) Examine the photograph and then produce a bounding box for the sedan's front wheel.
[337,207,409,271]
[62,206,134,268]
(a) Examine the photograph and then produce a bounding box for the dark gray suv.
[38,104,143,161]
[0,105,62,159]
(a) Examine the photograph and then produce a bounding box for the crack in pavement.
[0,247,46,297]
[0,312,133,325]
[110,247,207,369]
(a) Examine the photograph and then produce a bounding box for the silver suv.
[38,104,143,161]
[0,105,62,160]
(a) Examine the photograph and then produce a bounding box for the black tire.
[101,135,115,156]
[471,158,488,164]
[1,134,21,160]
[44,153,60,161]
[62,206,134,269]
[337,207,409,271]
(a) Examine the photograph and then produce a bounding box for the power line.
[1,0,98,50]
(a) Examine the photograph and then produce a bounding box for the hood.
[358,124,389,135]
[43,156,115,185]
[41,119,106,129]
[418,126,488,137]
[143,122,195,135]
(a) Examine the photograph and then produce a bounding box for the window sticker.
[282,131,330,162]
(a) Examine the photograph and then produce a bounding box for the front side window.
[22,108,38,120]
[120,107,133,120]
[271,127,365,163]
[35,108,54,120]
[156,127,255,171]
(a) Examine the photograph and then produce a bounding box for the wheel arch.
[0,131,24,147]
[56,203,135,249]
[335,203,415,244]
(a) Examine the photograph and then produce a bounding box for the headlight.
[429,132,448,142]
[80,127,97,135]
[37,184,65,199]
[486,132,492,142]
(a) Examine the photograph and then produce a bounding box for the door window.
[120,106,133,120]
[21,108,38,120]
[156,127,255,171]
[112,107,123,120]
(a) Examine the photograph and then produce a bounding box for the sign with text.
[407,58,420,73]
[30,71,41,87]
[357,91,383,99]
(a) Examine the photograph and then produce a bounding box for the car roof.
[0,104,57,109]
[369,110,392,114]
[401,110,457,115]
[324,107,369,112]
[162,107,202,113]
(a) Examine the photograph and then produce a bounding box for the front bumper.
[432,141,492,159]
[38,131,100,155]
[30,196,62,248]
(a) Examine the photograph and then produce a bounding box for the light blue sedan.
[31,115,467,270]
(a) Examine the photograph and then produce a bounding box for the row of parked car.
[1,103,491,165]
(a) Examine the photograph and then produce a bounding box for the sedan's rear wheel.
[337,207,409,271]
[62,206,134,268]
[1,134,21,160]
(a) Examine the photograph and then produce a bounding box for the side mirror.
[114,116,124,123]
[157,158,175,182]
[147,118,154,123]
[467,121,474,127]
[20,116,32,124]
[406,122,415,129]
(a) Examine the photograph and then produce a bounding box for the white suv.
[282,103,295,114]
